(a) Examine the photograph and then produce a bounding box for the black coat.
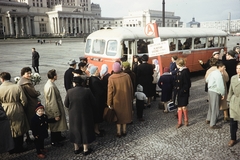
[32,51,40,67]
[64,67,74,91]
[137,63,154,97]
[101,73,111,104]
[64,86,96,144]
[158,73,174,102]
[31,114,56,139]
[89,76,106,123]
[174,68,191,107]
[223,59,238,90]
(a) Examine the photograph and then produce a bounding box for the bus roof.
[87,27,227,40]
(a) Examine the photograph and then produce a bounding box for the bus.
[83,27,227,75]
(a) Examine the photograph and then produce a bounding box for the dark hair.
[21,67,32,76]
[227,50,236,58]
[172,55,178,61]
[32,48,35,51]
[216,61,225,68]
[72,76,84,86]
[0,72,11,80]
[78,62,87,68]
[47,69,56,79]
[141,54,149,61]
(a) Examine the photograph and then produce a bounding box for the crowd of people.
[1,44,240,158]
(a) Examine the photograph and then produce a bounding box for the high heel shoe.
[116,133,121,138]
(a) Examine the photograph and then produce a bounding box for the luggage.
[167,101,177,112]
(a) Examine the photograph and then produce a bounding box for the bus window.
[220,37,225,47]
[92,39,105,54]
[106,40,117,56]
[85,39,91,53]
[194,37,206,49]
[207,37,214,48]
[181,38,192,50]
[213,37,219,47]
[168,38,177,51]
[137,39,148,54]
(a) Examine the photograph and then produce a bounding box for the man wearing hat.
[199,51,220,70]
[64,59,77,91]
[122,61,136,92]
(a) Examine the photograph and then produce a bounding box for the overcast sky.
[92,0,240,23]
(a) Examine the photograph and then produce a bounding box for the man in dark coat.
[64,59,77,91]
[64,76,96,156]
[32,48,40,73]
[136,54,153,107]
[122,61,136,92]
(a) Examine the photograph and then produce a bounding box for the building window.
[33,3,35,6]
[41,18,44,21]
[39,23,47,32]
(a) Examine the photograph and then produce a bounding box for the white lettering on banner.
[148,40,170,57]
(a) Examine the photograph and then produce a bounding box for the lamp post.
[81,3,86,42]
[162,0,165,27]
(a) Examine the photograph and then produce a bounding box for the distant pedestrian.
[64,76,96,156]
[135,84,147,121]
[227,62,240,147]
[44,69,68,147]
[64,59,77,91]
[0,72,29,154]
[32,48,40,73]
[31,102,59,159]
[174,58,191,128]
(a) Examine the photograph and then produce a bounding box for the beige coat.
[0,81,29,137]
[227,75,240,121]
[44,79,68,132]
[18,77,40,125]
[205,66,229,110]
[107,72,133,124]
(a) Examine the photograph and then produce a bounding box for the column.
[9,16,13,36]
[15,16,19,38]
[60,17,63,33]
[89,19,92,33]
[81,18,84,33]
[78,18,81,33]
[20,17,24,36]
[74,18,76,35]
[85,18,88,34]
[70,17,72,33]
[57,17,60,34]
[65,17,68,33]
[26,16,31,35]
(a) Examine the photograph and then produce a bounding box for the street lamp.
[81,3,86,42]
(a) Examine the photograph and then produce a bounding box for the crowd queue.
[1,45,240,158]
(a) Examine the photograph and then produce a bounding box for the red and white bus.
[84,27,227,75]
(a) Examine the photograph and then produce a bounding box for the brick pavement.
[0,37,240,160]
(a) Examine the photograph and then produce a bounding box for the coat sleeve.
[24,84,40,98]
[46,86,61,117]
[227,76,234,102]
[18,85,28,109]
[64,91,70,109]
[107,78,114,106]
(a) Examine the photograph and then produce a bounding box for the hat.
[72,76,84,84]
[112,62,121,73]
[122,61,130,68]
[163,67,170,73]
[141,54,149,61]
[137,84,143,92]
[35,102,44,112]
[89,66,98,75]
[120,56,127,62]
[227,50,236,58]
[78,62,87,68]
[100,64,108,77]
[68,59,77,65]
[212,51,219,56]
[72,69,82,75]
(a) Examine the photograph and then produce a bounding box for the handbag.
[167,101,177,112]
[103,107,117,123]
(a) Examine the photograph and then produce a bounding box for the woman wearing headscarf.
[64,76,96,156]
[107,62,133,138]
[100,64,111,110]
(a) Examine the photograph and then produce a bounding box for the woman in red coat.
[174,58,191,128]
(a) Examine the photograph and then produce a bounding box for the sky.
[92,0,240,23]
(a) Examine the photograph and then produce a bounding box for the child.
[135,84,148,121]
[31,102,59,159]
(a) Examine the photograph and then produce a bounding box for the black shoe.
[14,147,28,154]
[25,138,34,145]
[83,148,93,156]
[210,125,221,129]
[74,146,83,154]
[51,142,63,147]
[122,132,127,137]
[95,131,104,137]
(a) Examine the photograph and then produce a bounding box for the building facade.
[0,0,182,38]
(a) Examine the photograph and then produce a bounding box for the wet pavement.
[0,37,240,160]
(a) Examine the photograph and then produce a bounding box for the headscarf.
[100,64,108,77]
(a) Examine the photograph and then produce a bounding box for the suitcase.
[167,101,177,112]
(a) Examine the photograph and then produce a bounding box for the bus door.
[121,40,136,68]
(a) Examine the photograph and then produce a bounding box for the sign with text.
[147,40,170,57]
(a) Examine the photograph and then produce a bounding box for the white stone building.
[0,0,182,38]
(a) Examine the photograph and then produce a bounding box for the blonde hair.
[176,58,185,67]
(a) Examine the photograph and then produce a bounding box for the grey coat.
[44,79,68,132]
[227,75,240,121]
